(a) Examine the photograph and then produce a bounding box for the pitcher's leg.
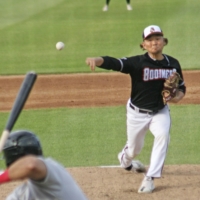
[147,106,171,178]
[118,100,149,169]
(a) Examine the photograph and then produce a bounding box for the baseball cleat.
[138,176,155,193]
[127,4,132,11]
[103,5,108,11]
[131,160,146,173]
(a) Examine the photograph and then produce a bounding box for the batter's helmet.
[3,130,43,167]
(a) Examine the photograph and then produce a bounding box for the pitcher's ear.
[164,38,168,46]
[140,42,146,50]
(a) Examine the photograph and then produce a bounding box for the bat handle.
[0,130,9,152]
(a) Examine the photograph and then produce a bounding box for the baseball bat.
[0,71,37,152]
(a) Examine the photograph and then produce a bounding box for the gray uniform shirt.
[6,157,88,200]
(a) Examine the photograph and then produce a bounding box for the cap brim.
[144,32,163,39]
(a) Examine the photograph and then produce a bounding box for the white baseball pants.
[118,99,171,178]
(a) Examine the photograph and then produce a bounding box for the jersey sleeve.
[30,158,87,200]
[99,56,123,71]
[99,56,135,73]
[6,158,87,200]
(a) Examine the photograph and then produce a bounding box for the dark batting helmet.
[3,130,43,167]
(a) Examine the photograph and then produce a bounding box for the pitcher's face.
[142,35,166,55]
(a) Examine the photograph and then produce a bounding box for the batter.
[86,25,186,193]
[0,130,88,200]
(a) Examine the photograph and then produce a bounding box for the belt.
[129,103,158,115]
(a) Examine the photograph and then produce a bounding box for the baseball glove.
[161,72,182,104]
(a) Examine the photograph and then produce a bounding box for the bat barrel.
[5,72,37,131]
[0,71,37,152]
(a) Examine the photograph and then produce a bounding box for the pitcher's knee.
[155,132,170,144]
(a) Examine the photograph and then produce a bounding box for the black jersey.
[99,53,186,111]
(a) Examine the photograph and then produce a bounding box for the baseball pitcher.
[86,25,186,193]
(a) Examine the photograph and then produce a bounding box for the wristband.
[0,169,11,184]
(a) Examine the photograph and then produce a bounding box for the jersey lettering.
[143,68,176,81]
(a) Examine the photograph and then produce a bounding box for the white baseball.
[56,42,65,50]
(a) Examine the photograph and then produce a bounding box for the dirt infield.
[0,71,200,199]
[1,71,200,111]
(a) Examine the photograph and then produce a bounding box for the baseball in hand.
[56,42,65,50]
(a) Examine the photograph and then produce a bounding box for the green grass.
[1,105,200,168]
[0,0,200,75]
[166,105,200,164]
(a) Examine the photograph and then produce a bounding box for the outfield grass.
[1,105,200,168]
[0,0,200,75]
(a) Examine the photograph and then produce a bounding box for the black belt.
[129,103,158,115]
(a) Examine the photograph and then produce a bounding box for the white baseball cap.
[142,25,163,39]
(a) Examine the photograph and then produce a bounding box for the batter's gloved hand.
[161,72,182,104]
